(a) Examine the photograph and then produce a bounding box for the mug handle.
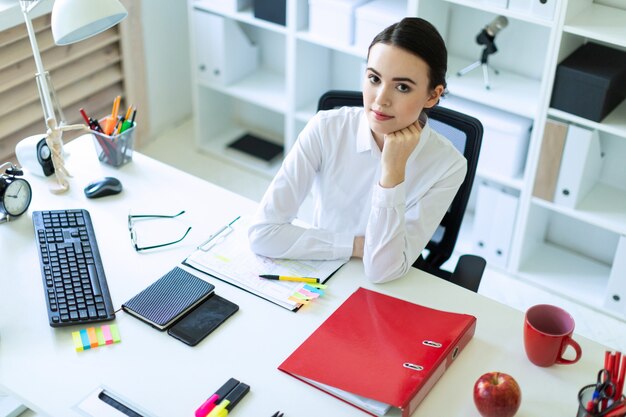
[556,337,582,365]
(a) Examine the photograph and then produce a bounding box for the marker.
[207,382,250,417]
[106,95,121,135]
[259,275,320,284]
[195,378,239,417]
[119,105,134,133]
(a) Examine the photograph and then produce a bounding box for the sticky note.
[102,324,113,345]
[110,324,121,343]
[291,292,311,301]
[304,284,324,295]
[72,331,84,352]
[298,288,319,299]
[96,327,106,346]
[80,329,91,350]
[306,283,328,289]
[289,296,309,305]
[87,327,98,348]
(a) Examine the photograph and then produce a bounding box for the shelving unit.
[187,0,626,319]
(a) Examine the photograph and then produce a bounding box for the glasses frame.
[128,210,192,252]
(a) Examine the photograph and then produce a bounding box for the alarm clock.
[0,162,33,222]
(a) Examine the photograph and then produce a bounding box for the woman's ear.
[424,85,444,109]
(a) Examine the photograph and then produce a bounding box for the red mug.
[524,304,582,367]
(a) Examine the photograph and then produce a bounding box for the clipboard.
[183,216,347,311]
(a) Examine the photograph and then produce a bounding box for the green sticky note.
[96,327,106,346]
[110,324,121,343]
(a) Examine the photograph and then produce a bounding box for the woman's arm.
[248,116,354,261]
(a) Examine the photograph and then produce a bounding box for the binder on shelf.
[604,235,626,316]
[508,0,532,13]
[554,125,603,209]
[473,182,519,269]
[196,0,252,14]
[530,0,556,20]
[532,119,568,202]
[193,10,259,85]
[279,288,477,417]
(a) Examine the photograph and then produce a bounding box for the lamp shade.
[51,0,128,45]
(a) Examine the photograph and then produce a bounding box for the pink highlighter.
[195,378,240,417]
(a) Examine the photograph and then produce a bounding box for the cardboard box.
[354,0,405,49]
[309,0,371,45]
[441,95,532,179]
[551,43,626,122]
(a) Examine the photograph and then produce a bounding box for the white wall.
[141,0,192,140]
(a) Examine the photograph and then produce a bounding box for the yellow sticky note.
[72,331,84,352]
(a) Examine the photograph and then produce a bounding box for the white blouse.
[248,106,467,283]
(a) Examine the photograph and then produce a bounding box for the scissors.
[592,369,617,413]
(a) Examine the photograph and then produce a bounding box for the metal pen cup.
[91,119,136,167]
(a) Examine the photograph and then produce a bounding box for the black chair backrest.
[317,90,483,271]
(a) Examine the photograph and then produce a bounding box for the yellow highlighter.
[259,274,320,284]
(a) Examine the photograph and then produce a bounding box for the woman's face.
[363,43,443,144]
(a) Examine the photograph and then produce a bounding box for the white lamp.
[17,0,128,193]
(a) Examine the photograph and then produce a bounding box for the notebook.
[183,216,347,311]
[279,287,477,416]
[122,266,215,330]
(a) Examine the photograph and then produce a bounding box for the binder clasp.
[403,363,423,371]
[423,340,442,348]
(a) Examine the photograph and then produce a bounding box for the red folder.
[279,287,477,416]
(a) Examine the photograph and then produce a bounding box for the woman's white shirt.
[248,106,467,283]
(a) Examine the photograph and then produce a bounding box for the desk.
[0,135,607,416]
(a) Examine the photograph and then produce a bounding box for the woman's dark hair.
[368,17,447,93]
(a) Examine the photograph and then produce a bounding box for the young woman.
[248,18,467,283]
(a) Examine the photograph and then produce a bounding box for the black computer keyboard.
[33,209,115,327]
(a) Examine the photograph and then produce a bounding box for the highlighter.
[195,378,239,417]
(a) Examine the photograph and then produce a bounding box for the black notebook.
[122,267,215,330]
[227,133,283,162]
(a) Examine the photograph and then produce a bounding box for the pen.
[195,378,239,417]
[119,105,134,133]
[271,412,284,417]
[259,275,320,284]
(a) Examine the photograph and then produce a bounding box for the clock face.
[2,178,32,216]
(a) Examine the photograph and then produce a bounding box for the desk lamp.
[16,0,127,193]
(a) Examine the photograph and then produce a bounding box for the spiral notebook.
[122,266,215,330]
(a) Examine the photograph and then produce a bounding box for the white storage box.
[530,0,557,21]
[508,0,532,13]
[309,0,372,46]
[441,95,532,179]
[195,0,252,14]
[354,0,405,49]
[193,10,259,85]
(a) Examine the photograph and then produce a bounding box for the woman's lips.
[371,109,393,121]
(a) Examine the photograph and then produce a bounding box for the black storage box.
[254,0,286,25]
[550,42,626,122]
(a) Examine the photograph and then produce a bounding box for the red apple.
[473,372,521,417]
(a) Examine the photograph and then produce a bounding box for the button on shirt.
[248,106,467,283]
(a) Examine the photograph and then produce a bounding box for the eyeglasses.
[128,210,192,252]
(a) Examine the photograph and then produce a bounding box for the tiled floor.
[140,118,626,354]
[3,117,625,417]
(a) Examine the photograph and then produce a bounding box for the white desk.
[0,135,606,416]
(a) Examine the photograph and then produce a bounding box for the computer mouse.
[84,176,123,198]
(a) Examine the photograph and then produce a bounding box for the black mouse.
[84,176,123,198]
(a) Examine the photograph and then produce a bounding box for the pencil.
[259,275,319,284]
[107,95,121,135]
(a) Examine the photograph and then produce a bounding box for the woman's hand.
[379,121,422,188]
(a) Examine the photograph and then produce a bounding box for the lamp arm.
[21,0,58,127]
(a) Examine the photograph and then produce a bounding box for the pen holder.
[577,384,626,417]
[91,119,136,167]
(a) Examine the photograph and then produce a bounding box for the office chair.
[317,90,486,292]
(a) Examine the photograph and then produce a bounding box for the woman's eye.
[368,74,380,84]
[397,84,411,93]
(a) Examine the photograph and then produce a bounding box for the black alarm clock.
[0,162,33,222]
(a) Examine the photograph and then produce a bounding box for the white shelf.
[192,3,288,34]
[446,55,541,119]
[296,31,366,59]
[198,69,287,114]
[532,183,626,236]
[563,3,626,49]
[443,0,554,27]
[548,100,626,139]
[476,169,524,190]
[197,127,282,179]
[517,242,610,309]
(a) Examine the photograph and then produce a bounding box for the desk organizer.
[91,119,136,167]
